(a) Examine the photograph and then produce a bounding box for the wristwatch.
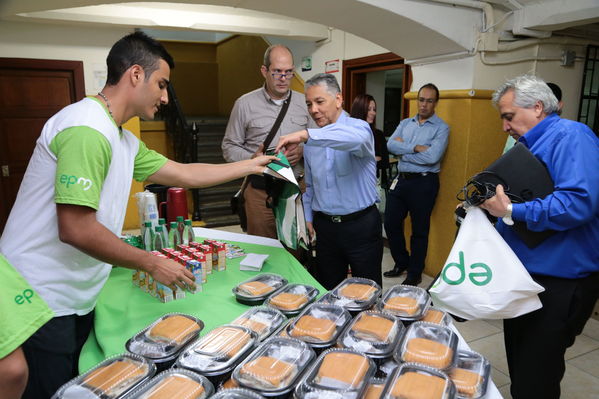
[502,204,514,226]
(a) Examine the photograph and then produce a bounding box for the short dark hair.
[106,31,175,86]
[263,44,294,70]
[547,82,562,102]
[350,93,376,129]
[419,83,440,101]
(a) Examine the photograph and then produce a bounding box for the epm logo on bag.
[441,251,492,286]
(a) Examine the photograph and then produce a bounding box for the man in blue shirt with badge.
[275,73,382,289]
[383,83,449,285]
[481,74,599,399]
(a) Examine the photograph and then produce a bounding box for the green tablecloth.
[79,236,325,372]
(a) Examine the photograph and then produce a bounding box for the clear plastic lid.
[286,303,352,348]
[449,350,490,399]
[419,307,451,326]
[330,278,381,312]
[377,285,431,320]
[125,368,214,398]
[273,317,294,338]
[231,306,286,341]
[126,313,204,361]
[210,388,266,399]
[52,353,155,399]
[419,306,451,327]
[232,337,315,393]
[394,322,458,371]
[381,362,456,399]
[378,359,400,379]
[233,273,288,305]
[176,325,257,376]
[294,348,375,399]
[337,311,405,359]
[265,283,319,316]
[364,377,388,399]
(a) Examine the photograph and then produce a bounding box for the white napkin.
[239,253,269,271]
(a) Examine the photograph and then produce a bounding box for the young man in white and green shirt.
[0,32,276,398]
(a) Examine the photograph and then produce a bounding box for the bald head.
[261,45,295,100]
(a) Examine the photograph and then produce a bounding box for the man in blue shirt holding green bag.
[275,73,382,290]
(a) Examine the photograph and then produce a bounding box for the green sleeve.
[50,127,112,210]
[133,140,167,182]
[0,255,54,358]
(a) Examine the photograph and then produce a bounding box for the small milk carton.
[155,281,174,303]
[185,260,203,293]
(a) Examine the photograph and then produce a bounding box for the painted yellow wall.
[161,41,219,116]
[216,36,306,115]
[140,121,172,159]
[123,117,144,230]
[401,90,505,277]
[216,36,269,116]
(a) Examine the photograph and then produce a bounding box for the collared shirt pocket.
[334,150,352,176]
[290,115,309,129]
[247,117,272,137]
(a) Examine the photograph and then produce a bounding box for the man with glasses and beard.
[222,45,313,239]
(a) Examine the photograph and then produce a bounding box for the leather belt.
[398,171,436,180]
[315,204,376,223]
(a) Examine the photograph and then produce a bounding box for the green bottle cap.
[158,218,166,225]
[144,221,152,227]
[170,221,178,228]
[184,219,192,226]
[176,216,184,222]
[155,226,163,232]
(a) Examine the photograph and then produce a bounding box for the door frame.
[0,57,85,100]
[341,52,412,118]
[0,57,85,232]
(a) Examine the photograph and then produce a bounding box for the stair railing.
[158,84,202,221]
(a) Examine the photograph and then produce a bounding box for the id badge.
[390,177,399,190]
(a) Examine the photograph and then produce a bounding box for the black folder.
[476,143,556,248]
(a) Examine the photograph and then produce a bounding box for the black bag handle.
[262,91,292,151]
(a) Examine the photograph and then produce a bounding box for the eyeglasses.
[418,97,436,104]
[270,72,294,80]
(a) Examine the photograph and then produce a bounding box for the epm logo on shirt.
[59,174,93,191]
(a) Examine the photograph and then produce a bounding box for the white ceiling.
[1,0,598,60]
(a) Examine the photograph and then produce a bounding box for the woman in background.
[350,94,389,212]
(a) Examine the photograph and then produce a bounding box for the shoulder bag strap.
[262,91,292,151]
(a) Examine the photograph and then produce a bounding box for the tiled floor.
[212,224,599,399]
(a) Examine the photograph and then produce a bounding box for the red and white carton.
[162,248,175,256]
[177,244,191,252]
[177,254,192,266]
[197,244,213,274]
[203,240,219,270]
[214,241,226,271]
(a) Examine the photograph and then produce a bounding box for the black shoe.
[383,266,407,278]
[401,276,422,286]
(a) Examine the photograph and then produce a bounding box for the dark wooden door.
[0,58,85,233]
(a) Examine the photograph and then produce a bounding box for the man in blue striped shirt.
[275,73,382,289]
[383,83,449,285]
